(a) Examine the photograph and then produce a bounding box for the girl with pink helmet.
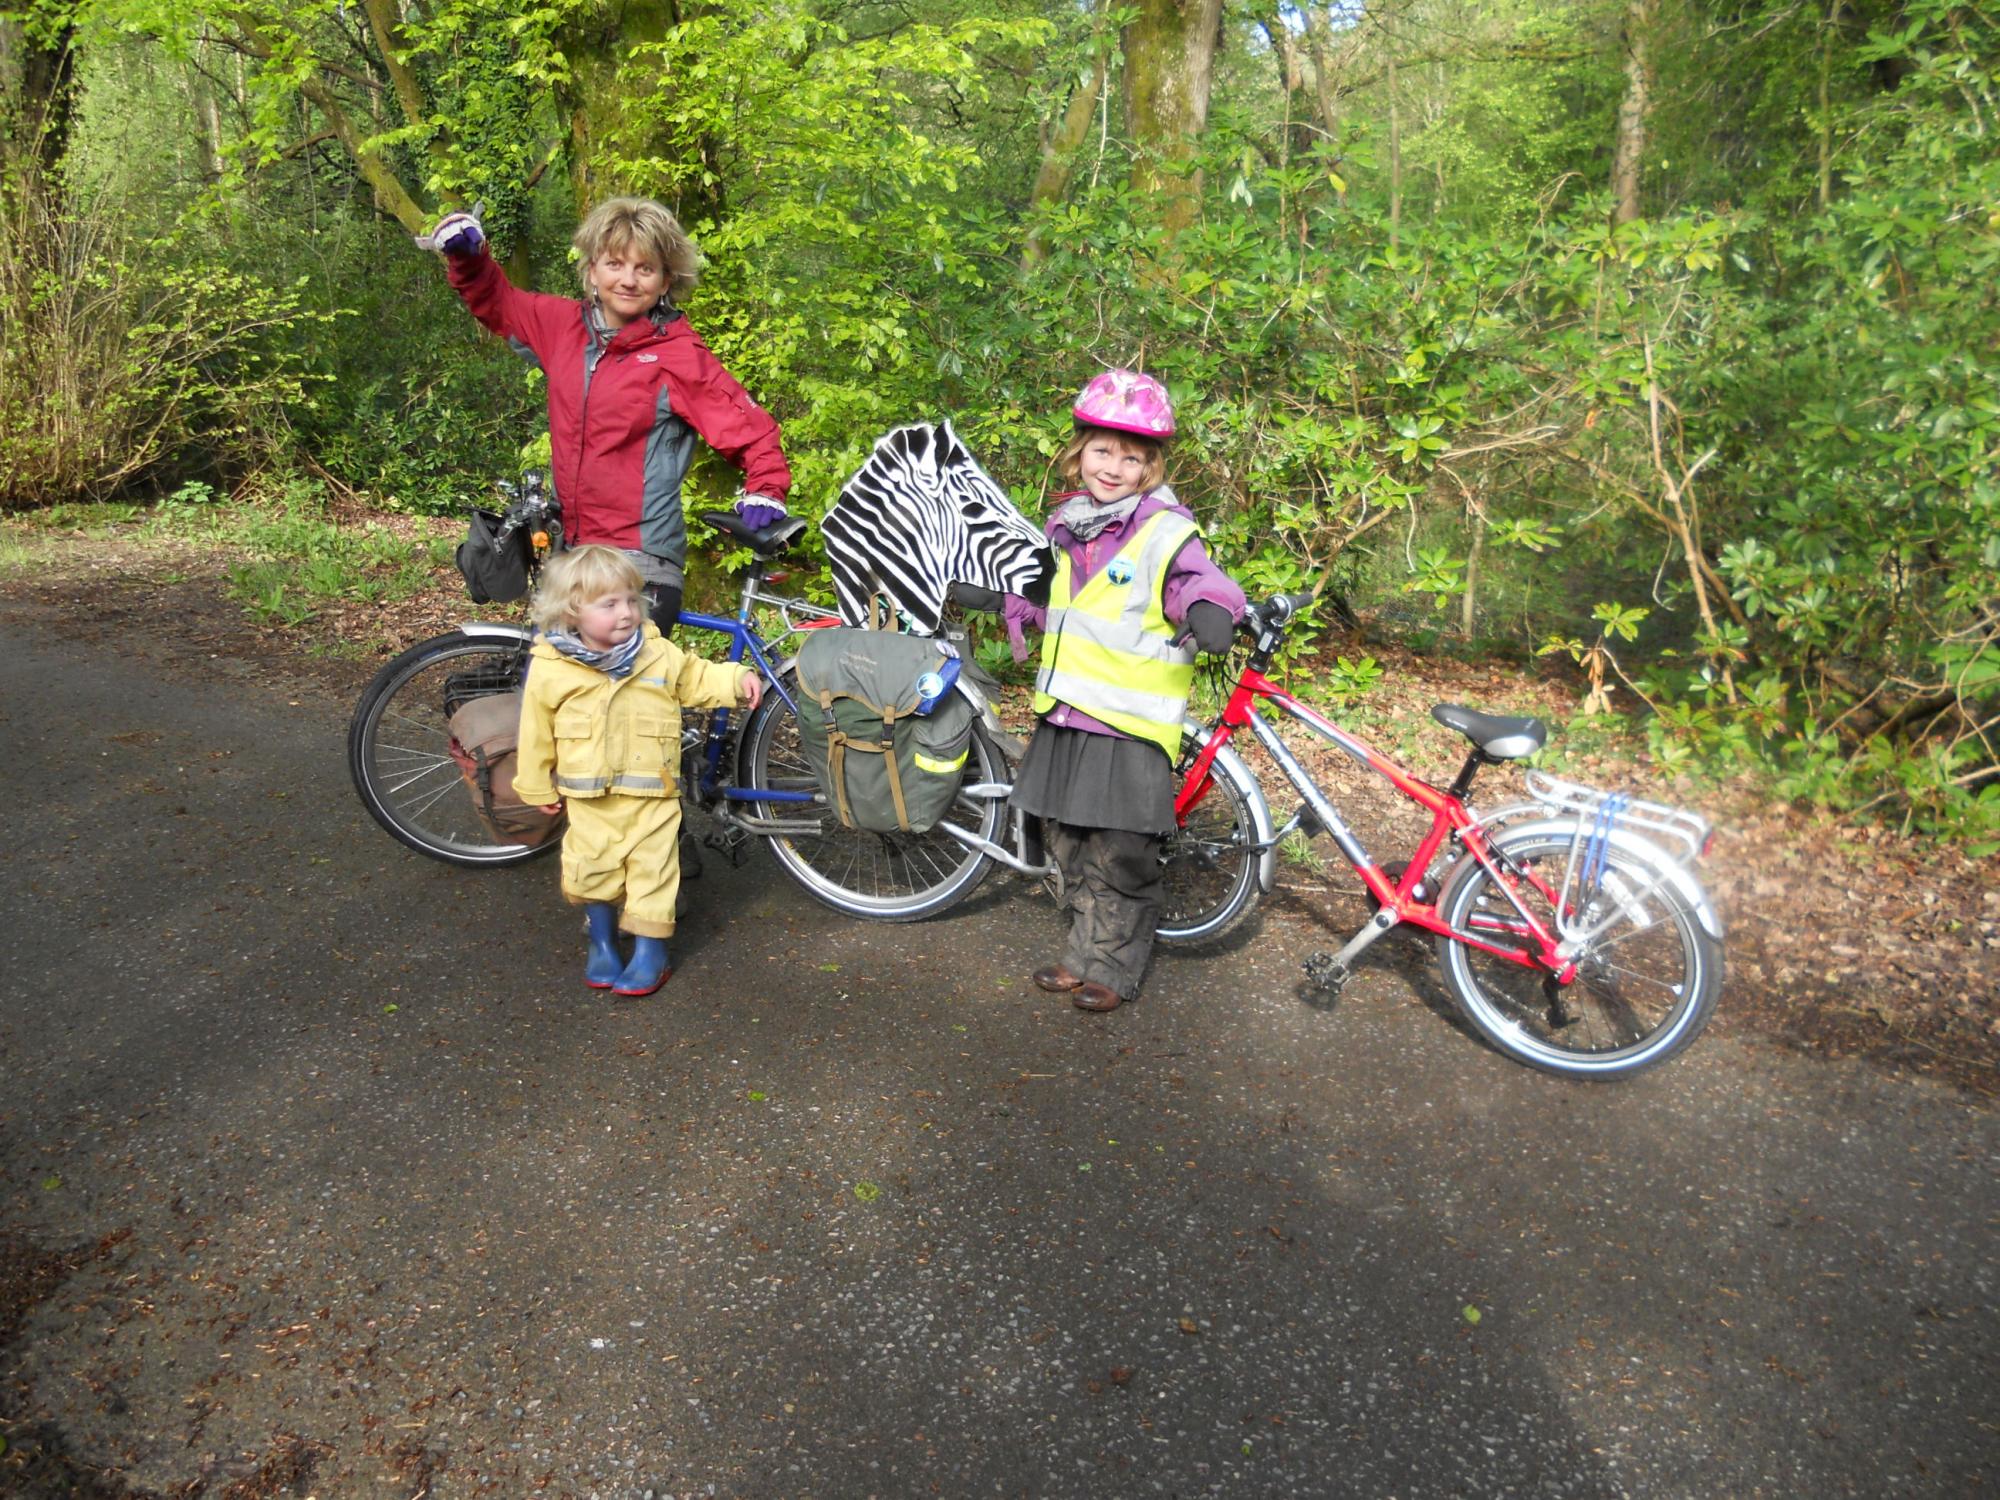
[995,369,1246,1013]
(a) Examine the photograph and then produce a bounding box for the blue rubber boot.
[613,936,672,997]
[584,903,622,989]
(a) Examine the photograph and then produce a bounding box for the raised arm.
[438,238,580,357]
[666,337,792,507]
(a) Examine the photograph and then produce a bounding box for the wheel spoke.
[351,638,549,865]
[1440,836,1715,1074]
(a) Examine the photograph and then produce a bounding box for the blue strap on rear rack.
[1580,792,1628,893]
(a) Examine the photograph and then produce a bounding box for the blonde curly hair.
[531,545,645,632]
[572,198,703,302]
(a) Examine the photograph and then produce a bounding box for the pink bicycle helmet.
[1072,368,1175,439]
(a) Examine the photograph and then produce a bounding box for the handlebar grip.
[1256,591,1316,627]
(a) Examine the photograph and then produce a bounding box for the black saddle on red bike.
[1431,704,1547,759]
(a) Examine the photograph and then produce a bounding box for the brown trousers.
[1051,821,1164,1000]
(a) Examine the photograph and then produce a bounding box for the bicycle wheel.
[736,668,1005,921]
[348,630,558,868]
[1433,827,1722,1078]
[1156,757,1264,947]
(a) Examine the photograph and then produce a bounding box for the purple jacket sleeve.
[1002,592,1046,662]
[1161,535,1247,628]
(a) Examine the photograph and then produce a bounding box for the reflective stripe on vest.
[1033,510,1199,760]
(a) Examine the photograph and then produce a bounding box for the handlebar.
[488,470,559,552]
[1241,590,1316,638]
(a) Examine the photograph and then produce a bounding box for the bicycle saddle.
[1431,703,1547,760]
[698,510,809,557]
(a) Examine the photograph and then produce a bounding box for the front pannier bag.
[445,690,563,846]
[793,628,975,834]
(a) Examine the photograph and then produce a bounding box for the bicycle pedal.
[704,828,753,868]
[1302,952,1350,991]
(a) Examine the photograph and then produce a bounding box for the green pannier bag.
[793,627,976,834]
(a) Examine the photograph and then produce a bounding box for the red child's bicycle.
[1173,593,1722,1078]
[949,591,1725,1079]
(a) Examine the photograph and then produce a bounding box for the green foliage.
[1323,654,1385,706]
[293,220,543,514]
[0,151,329,506]
[14,0,1996,844]
[206,476,445,623]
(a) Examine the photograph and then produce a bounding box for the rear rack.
[1522,770,1712,865]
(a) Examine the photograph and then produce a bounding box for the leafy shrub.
[0,161,326,509]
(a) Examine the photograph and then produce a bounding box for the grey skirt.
[1010,721,1177,834]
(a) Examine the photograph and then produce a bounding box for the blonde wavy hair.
[572,197,703,302]
[531,545,645,632]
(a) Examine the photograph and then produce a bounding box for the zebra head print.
[823,421,1051,633]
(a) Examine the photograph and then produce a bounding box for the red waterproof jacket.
[446,247,790,583]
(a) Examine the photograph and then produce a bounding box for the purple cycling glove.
[418,208,485,256]
[735,496,787,531]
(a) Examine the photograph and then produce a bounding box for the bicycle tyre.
[1433,827,1722,1078]
[1156,755,1265,948]
[347,629,558,868]
[736,668,1006,921]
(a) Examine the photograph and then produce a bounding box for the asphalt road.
[1,625,1993,1498]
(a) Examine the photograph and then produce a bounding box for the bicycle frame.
[1178,664,1580,983]
[677,560,840,812]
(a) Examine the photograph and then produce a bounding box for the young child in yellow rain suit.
[514,546,762,997]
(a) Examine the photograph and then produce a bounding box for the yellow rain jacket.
[514,622,748,807]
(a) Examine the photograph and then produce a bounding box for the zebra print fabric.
[823,421,1051,632]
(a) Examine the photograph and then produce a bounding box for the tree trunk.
[1120,0,1225,239]
[0,14,79,192]
[1025,14,1111,265]
[1302,6,1349,145]
[1387,42,1401,248]
[1460,506,1483,639]
[558,0,693,218]
[1610,0,1655,225]
[1816,0,1841,209]
[192,39,224,183]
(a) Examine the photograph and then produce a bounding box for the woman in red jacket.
[423,198,791,631]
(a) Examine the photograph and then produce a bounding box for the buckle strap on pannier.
[471,746,496,819]
[816,686,913,831]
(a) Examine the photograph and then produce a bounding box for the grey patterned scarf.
[1052,492,1144,542]
[543,627,646,679]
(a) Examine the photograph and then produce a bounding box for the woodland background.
[2,0,1996,846]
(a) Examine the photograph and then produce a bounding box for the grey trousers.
[1051,821,1164,1000]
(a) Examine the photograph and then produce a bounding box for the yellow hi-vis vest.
[1034,508,1200,760]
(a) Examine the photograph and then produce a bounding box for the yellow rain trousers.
[514,622,748,938]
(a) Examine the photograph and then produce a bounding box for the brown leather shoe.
[1033,963,1084,993]
[1072,982,1123,1012]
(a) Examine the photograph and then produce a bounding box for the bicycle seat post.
[736,552,772,623]
[1446,750,1486,801]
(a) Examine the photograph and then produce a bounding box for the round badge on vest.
[1107,558,1136,585]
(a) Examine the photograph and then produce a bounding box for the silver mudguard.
[1489,816,1724,942]
[457,622,534,642]
[1184,718,1279,895]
